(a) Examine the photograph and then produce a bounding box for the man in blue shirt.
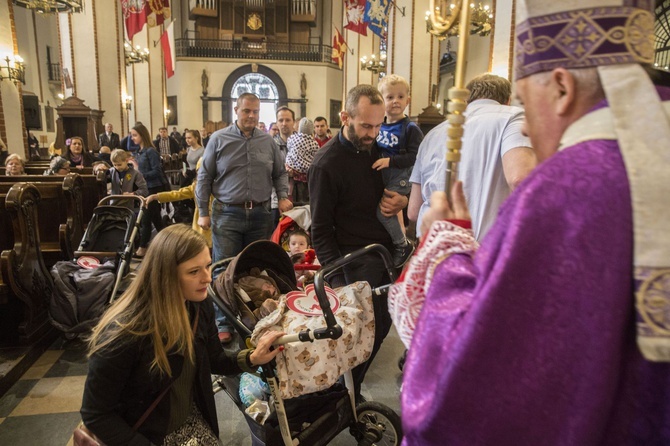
[196,93,292,342]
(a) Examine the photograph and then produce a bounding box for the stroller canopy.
[214,240,297,321]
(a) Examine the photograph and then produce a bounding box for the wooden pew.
[0,183,54,346]
[0,172,106,224]
[0,167,94,175]
[0,174,84,266]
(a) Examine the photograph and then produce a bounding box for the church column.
[58,0,127,140]
[386,0,441,118]
[126,24,169,135]
[96,0,128,136]
[489,0,516,79]
[0,0,28,156]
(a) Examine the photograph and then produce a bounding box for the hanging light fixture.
[360,52,387,74]
[425,1,493,40]
[124,41,150,66]
[12,0,83,14]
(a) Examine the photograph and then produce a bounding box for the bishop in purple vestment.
[393,0,670,444]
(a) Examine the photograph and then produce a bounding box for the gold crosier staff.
[429,0,471,209]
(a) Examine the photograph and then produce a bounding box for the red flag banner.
[161,21,176,78]
[121,0,172,41]
[332,28,347,69]
[344,0,368,36]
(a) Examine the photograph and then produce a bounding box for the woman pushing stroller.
[80,224,284,446]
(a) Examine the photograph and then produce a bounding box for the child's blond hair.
[110,148,129,163]
[378,74,410,96]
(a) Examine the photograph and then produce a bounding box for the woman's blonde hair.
[88,224,209,376]
[5,153,25,170]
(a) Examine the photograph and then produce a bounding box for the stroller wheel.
[352,401,403,446]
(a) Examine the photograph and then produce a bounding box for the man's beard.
[347,122,375,152]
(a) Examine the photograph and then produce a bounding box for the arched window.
[230,73,279,127]
[231,73,279,100]
[655,0,670,69]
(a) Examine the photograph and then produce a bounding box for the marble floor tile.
[20,350,64,380]
[43,346,89,379]
[10,376,86,416]
[0,412,81,446]
[0,379,39,418]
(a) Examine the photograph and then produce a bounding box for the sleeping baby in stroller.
[237,268,281,320]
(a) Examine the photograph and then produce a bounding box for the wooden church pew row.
[0,172,107,224]
[0,175,84,267]
[0,183,54,346]
[0,166,94,176]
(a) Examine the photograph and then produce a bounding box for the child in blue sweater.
[374,75,424,267]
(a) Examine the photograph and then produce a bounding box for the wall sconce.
[123,94,133,110]
[0,54,26,84]
[360,52,387,74]
[124,41,150,66]
[164,108,171,119]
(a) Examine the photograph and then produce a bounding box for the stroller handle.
[312,244,395,341]
[98,194,147,208]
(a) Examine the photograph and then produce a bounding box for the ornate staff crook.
[429,0,471,209]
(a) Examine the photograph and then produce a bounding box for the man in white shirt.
[408,74,536,240]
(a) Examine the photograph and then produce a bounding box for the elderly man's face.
[515,75,567,162]
[105,123,113,133]
[342,97,385,152]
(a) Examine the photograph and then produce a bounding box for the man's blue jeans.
[210,200,273,332]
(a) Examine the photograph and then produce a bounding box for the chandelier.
[425,2,494,40]
[360,52,387,74]
[12,0,83,14]
[124,41,150,66]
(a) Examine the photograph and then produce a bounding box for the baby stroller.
[208,241,402,446]
[49,195,146,337]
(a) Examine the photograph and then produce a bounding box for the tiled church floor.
[0,327,404,445]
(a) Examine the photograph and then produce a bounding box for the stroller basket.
[208,243,402,446]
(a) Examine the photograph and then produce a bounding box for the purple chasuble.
[402,93,670,445]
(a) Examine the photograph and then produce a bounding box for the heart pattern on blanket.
[286,284,340,316]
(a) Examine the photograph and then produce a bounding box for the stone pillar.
[57,0,128,140]
[126,23,169,135]
[386,0,441,118]
[489,0,516,80]
[0,0,27,156]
